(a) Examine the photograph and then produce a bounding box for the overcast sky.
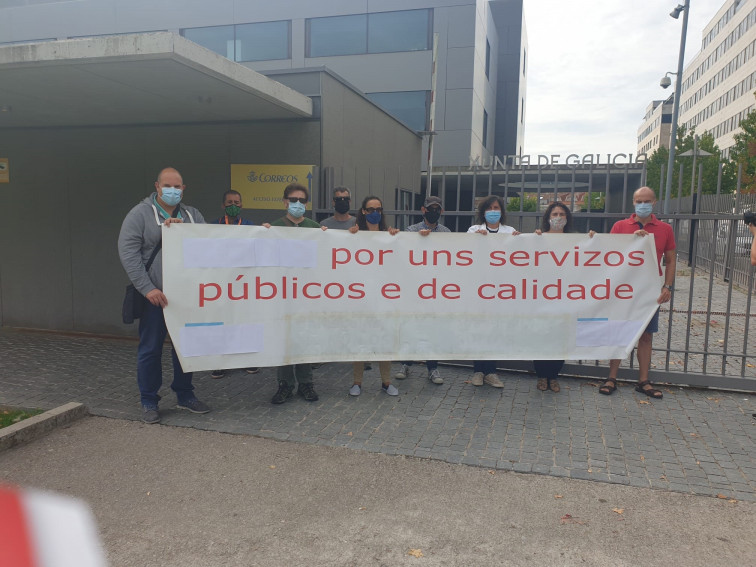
[523,0,727,158]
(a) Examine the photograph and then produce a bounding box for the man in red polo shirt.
[599,187,676,399]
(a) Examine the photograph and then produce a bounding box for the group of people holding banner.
[119,167,675,424]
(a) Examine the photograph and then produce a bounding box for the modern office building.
[637,0,756,157]
[0,0,527,168]
[0,33,421,334]
[636,96,673,156]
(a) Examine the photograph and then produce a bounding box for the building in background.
[0,0,527,169]
[638,0,756,157]
[637,95,673,155]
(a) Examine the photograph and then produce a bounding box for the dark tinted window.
[307,14,367,57]
[368,9,431,53]
[366,91,429,131]
[183,25,234,58]
[307,10,432,57]
[236,21,290,61]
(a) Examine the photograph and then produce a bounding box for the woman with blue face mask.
[467,195,519,236]
[348,196,400,397]
[466,195,520,389]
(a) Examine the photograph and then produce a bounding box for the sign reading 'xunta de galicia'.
[231,164,314,210]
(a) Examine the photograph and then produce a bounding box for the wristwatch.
[663,284,674,292]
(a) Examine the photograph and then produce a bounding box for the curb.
[0,402,88,452]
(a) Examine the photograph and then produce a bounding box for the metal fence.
[314,164,756,391]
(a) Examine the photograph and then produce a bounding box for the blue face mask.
[366,211,382,225]
[288,201,306,218]
[161,187,182,206]
[484,210,501,224]
[635,203,653,218]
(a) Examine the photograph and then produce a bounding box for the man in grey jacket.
[118,167,210,424]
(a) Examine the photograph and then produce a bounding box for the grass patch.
[0,408,43,429]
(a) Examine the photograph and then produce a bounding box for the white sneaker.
[394,364,410,380]
[382,383,399,396]
[349,384,361,396]
[484,373,504,388]
[471,372,484,386]
[429,369,443,384]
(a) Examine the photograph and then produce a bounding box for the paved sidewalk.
[1,328,754,502]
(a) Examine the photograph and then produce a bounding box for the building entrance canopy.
[0,32,312,128]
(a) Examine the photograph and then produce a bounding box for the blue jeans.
[137,301,194,407]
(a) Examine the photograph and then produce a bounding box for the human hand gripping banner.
[162,225,662,372]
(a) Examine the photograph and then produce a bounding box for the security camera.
[660,76,672,89]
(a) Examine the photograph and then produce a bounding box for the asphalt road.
[1,417,754,567]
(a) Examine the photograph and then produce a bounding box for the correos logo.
[247,170,298,183]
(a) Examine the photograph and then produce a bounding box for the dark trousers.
[473,360,497,375]
[137,301,194,406]
[533,360,565,380]
[277,364,313,387]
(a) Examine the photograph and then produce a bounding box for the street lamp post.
[663,0,690,214]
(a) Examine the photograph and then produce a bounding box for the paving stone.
[2,328,755,502]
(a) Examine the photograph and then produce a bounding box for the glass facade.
[368,10,432,54]
[366,91,429,132]
[182,21,290,62]
[182,25,235,59]
[307,14,367,57]
[307,9,431,58]
[485,39,491,79]
[236,21,290,62]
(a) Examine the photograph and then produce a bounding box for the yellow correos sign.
[231,164,314,210]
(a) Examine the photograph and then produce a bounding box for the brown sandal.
[599,378,617,395]
[549,379,560,393]
[635,380,663,399]
[536,378,548,391]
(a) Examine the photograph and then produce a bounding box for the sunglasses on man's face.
[288,197,307,204]
[364,207,383,213]
[334,197,350,202]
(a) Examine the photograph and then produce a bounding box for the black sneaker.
[142,405,160,424]
[297,383,319,402]
[176,398,210,414]
[271,383,294,404]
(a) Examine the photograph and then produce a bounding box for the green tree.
[728,98,756,193]
[645,125,735,196]
[506,196,537,212]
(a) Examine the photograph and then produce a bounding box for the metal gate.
[314,163,756,392]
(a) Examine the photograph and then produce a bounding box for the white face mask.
[549,217,567,230]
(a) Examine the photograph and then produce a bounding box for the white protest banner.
[162,225,662,372]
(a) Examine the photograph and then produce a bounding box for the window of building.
[182,22,291,62]
[523,49,527,75]
[182,25,235,59]
[368,9,432,53]
[236,21,290,61]
[307,9,432,57]
[307,14,367,57]
[485,39,491,79]
[482,109,489,149]
[365,91,430,131]
[521,97,525,123]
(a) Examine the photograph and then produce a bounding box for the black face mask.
[424,209,441,224]
[334,199,351,214]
